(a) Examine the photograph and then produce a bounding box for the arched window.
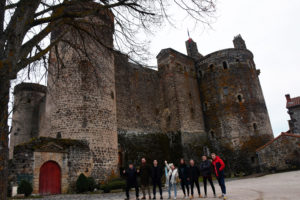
[237,94,243,102]
[223,61,228,70]
[56,132,62,139]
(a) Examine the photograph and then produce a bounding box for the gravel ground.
[19,170,300,200]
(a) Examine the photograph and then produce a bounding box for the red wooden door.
[39,161,61,195]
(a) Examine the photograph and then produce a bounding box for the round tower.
[9,83,46,159]
[196,35,273,151]
[42,2,118,181]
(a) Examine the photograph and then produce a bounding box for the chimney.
[285,94,291,101]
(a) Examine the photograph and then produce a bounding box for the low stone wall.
[257,133,300,172]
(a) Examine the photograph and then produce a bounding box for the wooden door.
[39,161,61,195]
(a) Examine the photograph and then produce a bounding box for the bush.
[76,173,97,193]
[86,177,96,192]
[17,180,33,197]
[76,173,88,193]
[100,178,126,193]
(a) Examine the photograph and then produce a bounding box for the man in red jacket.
[211,153,227,199]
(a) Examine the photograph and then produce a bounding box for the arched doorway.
[39,161,61,195]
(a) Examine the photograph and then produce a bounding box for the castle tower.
[233,34,247,49]
[157,47,206,159]
[196,35,273,152]
[9,83,46,159]
[42,2,118,181]
[185,38,203,60]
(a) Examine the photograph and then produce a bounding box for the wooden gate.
[39,161,61,195]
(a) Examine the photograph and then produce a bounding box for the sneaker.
[223,195,227,200]
[214,194,217,198]
[149,196,152,200]
[153,197,156,199]
[142,197,146,200]
[160,197,163,200]
[218,194,224,198]
[199,194,203,198]
[190,195,194,199]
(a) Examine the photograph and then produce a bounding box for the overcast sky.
[144,0,300,137]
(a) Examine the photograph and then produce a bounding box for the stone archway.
[39,161,61,195]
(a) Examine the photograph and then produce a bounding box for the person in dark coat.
[188,159,202,198]
[140,158,151,199]
[199,155,216,198]
[151,160,163,199]
[178,158,190,198]
[211,153,227,200]
[123,163,139,200]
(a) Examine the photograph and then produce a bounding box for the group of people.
[122,153,227,200]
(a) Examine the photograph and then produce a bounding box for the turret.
[185,38,203,60]
[9,83,46,159]
[233,34,247,49]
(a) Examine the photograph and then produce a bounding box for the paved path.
[22,170,300,200]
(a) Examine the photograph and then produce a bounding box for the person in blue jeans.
[165,161,179,199]
[211,153,227,200]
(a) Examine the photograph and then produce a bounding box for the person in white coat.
[165,161,179,199]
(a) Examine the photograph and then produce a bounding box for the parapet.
[14,83,47,94]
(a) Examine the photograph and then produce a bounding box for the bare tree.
[0,0,216,198]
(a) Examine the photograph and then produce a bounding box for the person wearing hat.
[165,161,179,199]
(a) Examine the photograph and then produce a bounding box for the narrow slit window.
[253,123,257,131]
[237,95,243,102]
[223,61,228,70]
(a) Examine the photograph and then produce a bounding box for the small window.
[136,105,141,112]
[253,123,257,131]
[210,130,215,138]
[237,95,243,102]
[188,92,192,98]
[27,99,31,103]
[223,61,228,70]
[167,115,171,122]
[223,87,229,95]
[251,157,255,164]
[56,132,62,139]
[110,91,114,99]
[209,64,214,72]
[198,70,203,78]
[203,102,208,111]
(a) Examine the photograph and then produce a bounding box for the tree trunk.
[0,76,9,200]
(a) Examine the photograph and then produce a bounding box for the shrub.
[86,177,96,192]
[17,180,33,197]
[76,173,88,193]
[100,178,126,193]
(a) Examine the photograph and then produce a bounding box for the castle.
[8,2,273,195]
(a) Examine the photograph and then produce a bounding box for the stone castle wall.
[257,134,300,171]
[115,53,161,135]
[287,106,300,133]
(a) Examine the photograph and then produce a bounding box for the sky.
[9,0,300,137]
[145,0,300,136]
